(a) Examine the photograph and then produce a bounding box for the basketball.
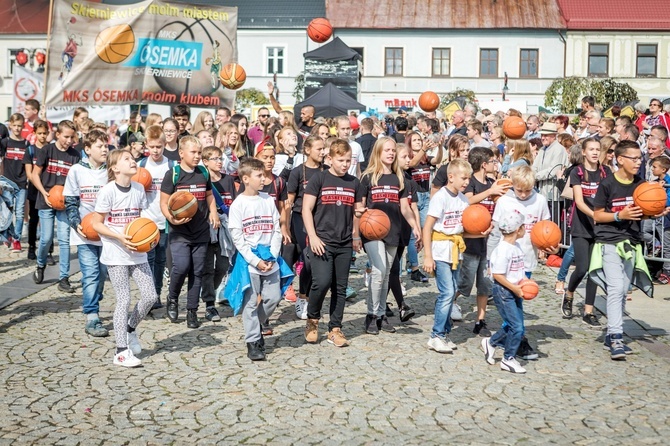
[502,116,527,140]
[80,213,100,241]
[492,178,513,202]
[168,190,198,219]
[219,63,246,90]
[419,91,440,112]
[307,18,333,43]
[95,24,135,64]
[462,204,492,234]
[359,209,391,241]
[530,220,562,251]
[131,167,153,191]
[48,185,66,210]
[633,182,667,216]
[519,279,539,300]
[124,218,159,253]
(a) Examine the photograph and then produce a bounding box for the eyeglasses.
[619,155,642,162]
[258,114,270,118]
[206,157,223,162]
[164,129,177,134]
[650,103,662,107]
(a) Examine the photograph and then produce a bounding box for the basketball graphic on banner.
[95,24,136,64]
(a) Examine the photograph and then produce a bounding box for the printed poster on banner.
[13,65,43,116]
[45,0,237,108]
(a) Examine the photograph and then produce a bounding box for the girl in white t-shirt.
[91,149,157,368]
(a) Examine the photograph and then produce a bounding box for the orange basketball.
[519,279,539,300]
[462,204,492,234]
[418,91,440,113]
[131,167,153,191]
[124,218,159,253]
[307,18,333,43]
[48,185,66,210]
[492,178,513,203]
[168,190,198,219]
[219,63,246,90]
[80,213,100,241]
[530,220,562,251]
[95,24,135,64]
[633,182,667,216]
[502,116,527,140]
[359,209,391,241]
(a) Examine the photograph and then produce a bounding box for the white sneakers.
[450,303,463,321]
[113,349,141,368]
[127,331,142,355]
[295,298,308,320]
[501,357,527,374]
[427,336,453,353]
[481,337,495,365]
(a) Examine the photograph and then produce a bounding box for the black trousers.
[567,236,597,306]
[306,244,352,331]
[168,235,208,310]
[387,245,406,308]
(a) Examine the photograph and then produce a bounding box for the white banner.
[13,66,44,116]
[46,105,131,123]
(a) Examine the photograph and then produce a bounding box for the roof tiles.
[557,0,670,30]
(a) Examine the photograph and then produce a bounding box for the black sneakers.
[517,337,539,360]
[186,309,201,328]
[582,313,601,328]
[58,278,75,293]
[205,306,221,322]
[385,303,395,318]
[410,269,429,283]
[166,300,179,323]
[247,341,266,361]
[378,315,396,333]
[27,247,36,260]
[33,266,45,284]
[561,294,573,318]
[365,314,379,335]
[151,298,163,310]
[473,320,492,337]
[399,304,415,322]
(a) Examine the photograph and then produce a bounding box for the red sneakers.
[284,284,297,302]
[11,240,21,252]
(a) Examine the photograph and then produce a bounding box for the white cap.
[499,210,525,234]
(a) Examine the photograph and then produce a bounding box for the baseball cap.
[498,210,524,234]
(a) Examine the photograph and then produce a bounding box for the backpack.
[139,157,174,169]
[171,164,229,215]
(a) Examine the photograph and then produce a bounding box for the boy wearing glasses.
[248,107,271,145]
[591,140,668,360]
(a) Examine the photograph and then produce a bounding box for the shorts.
[457,252,492,297]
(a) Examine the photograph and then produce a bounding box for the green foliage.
[440,88,477,109]
[544,77,639,113]
[235,88,269,110]
[293,72,305,103]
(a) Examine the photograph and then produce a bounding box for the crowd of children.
[1,96,669,371]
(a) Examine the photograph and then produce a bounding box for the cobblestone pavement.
[1,245,670,444]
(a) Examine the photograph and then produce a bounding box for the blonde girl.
[191,111,215,134]
[145,113,163,128]
[360,137,421,334]
[218,122,240,175]
[501,139,533,175]
[91,149,157,368]
[274,127,304,177]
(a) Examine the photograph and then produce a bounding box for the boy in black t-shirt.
[0,113,29,252]
[160,136,220,328]
[302,139,364,347]
[459,147,509,336]
[31,120,80,292]
[591,141,667,360]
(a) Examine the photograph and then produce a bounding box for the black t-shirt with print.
[409,158,432,193]
[237,174,287,204]
[0,137,28,188]
[161,166,212,243]
[35,143,81,210]
[432,163,448,189]
[360,173,408,247]
[463,175,495,257]
[593,174,644,244]
[23,145,41,201]
[304,170,362,248]
[569,164,611,239]
[163,147,181,162]
[212,174,238,208]
[400,173,419,247]
[287,165,323,214]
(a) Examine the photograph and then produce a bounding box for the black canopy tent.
[294,83,366,118]
[303,37,362,62]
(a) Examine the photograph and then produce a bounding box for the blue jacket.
[222,244,294,315]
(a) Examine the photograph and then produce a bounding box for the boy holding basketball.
[481,211,528,374]
[423,158,472,354]
[490,165,553,361]
[160,136,220,328]
[31,120,80,292]
[64,130,109,337]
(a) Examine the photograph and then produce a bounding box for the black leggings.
[291,213,313,296]
[567,236,596,306]
[387,245,406,308]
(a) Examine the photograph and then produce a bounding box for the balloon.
[349,115,359,131]
[357,112,368,125]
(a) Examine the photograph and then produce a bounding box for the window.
[520,49,538,78]
[8,49,22,76]
[385,47,403,76]
[588,43,609,77]
[267,47,284,75]
[637,44,657,77]
[432,48,451,77]
[479,49,498,77]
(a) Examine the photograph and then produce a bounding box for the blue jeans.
[37,208,70,279]
[146,231,168,297]
[490,283,525,359]
[77,244,107,314]
[431,260,459,338]
[406,191,430,269]
[557,244,575,282]
[12,188,26,240]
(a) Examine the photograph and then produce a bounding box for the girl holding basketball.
[360,137,421,334]
[90,149,157,368]
[286,136,327,319]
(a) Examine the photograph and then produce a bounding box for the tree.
[544,77,638,113]
[293,72,305,103]
[440,88,477,109]
[235,88,269,110]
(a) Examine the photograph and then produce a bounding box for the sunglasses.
[258,114,270,118]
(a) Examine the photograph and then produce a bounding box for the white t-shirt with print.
[347,140,365,177]
[491,191,551,272]
[95,182,149,266]
[427,187,469,263]
[63,163,108,247]
[489,240,526,285]
[140,156,171,230]
[273,153,305,177]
